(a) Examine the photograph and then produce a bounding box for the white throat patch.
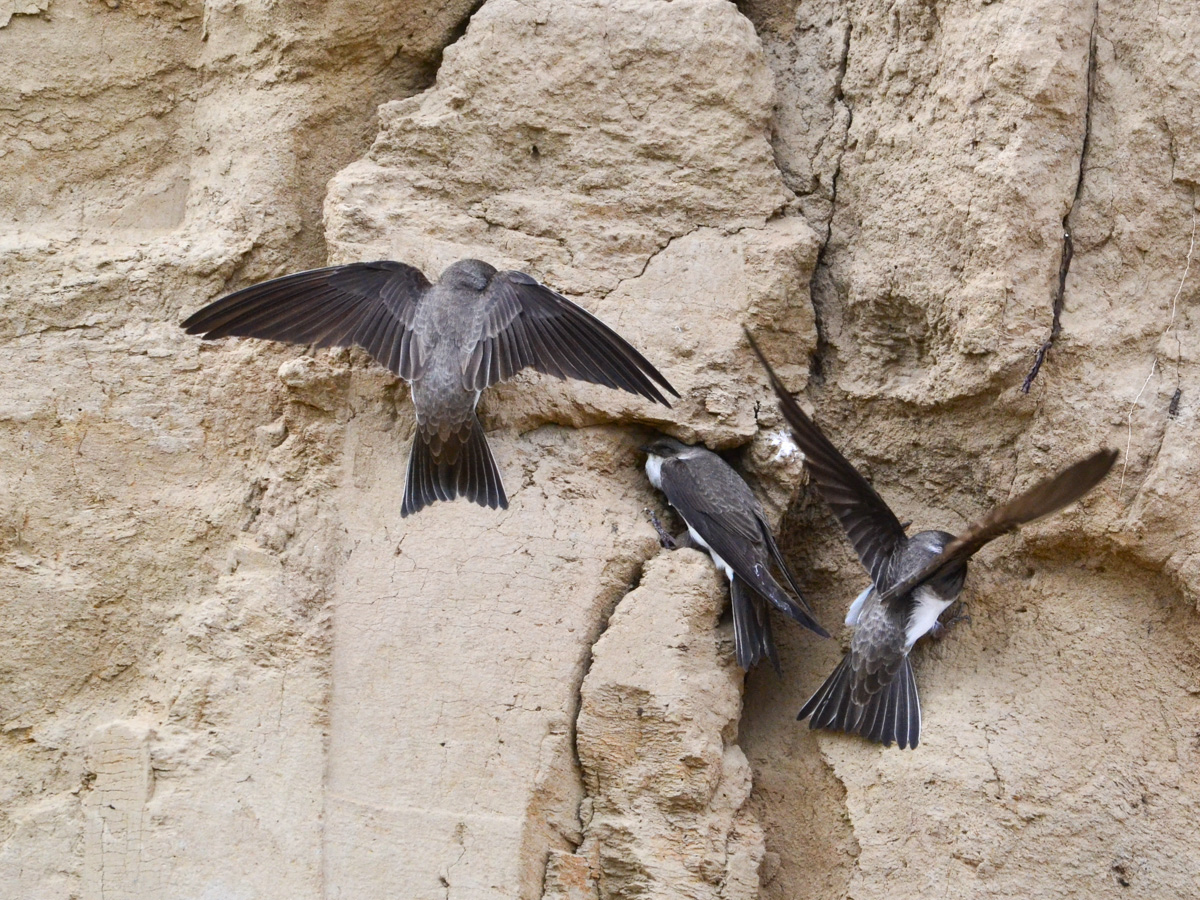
[644,454,665,489]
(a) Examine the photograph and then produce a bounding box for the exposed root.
[1119,207,1197,499]
[1120,359,1156,498]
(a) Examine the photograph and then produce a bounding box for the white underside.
[845,585,873,626]
[904,585,954,649]
[644,454,665,490]
[688,524,735,581]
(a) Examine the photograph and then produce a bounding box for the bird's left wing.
[461,270,678,405]
[745,329,908,588]
[181,261,430,379]
[658,454,763,564]
[660,456,828,638]
[875,448,1117,606]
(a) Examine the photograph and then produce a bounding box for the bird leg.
[645,509,697,551]
[928,601,971,640]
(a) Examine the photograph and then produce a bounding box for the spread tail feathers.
[730,578,780,674]
[401,417,507,517]
[798,654,921,749]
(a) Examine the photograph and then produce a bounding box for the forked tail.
[730,578,780,674]
[401,417,507,517]
[798,654,921,749]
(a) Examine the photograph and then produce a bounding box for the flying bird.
[182,259,677,516]
[641,436,829,672]
[745,329,1116,748]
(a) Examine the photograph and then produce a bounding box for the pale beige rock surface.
[568,551,763,900]
[0,0,479,896]
[2,0,1199,899]
[319,3,808,896]
[743,2,1200,899]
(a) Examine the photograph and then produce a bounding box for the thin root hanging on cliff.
[1119,208,1197,498]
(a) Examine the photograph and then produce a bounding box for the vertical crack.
[566,550,650,786]
[552,552,761,900]
[529,551,654,899]
[1022,1,1099,393]
[808,18,854,383]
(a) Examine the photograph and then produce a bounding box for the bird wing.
[660,454,829,638]
[745,329,908,587]
[875,448,1118,607]
[658,453,763,558]
[181,261,431,379]
[757,514,828,636]
[460,270,678,405]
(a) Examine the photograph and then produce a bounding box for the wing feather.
[746,329,908,587]
[658,453,828,637]
[466,271,677,404]
[181,261,430,379]
[875,448,1117,605]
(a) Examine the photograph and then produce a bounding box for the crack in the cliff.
[1022,3,1099,393]
[304,1,487,277]
[598,226,704,319]
[557,538,659,881]
[568,551,650,774]
[807,18,854,384]
[419,0,489,91]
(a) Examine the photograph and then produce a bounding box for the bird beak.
[637,444,652,455]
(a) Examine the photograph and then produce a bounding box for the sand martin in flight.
[745,330,1116,748]
[183,259,677,516]
[642,436,829,672]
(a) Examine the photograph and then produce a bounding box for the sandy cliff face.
[1,0,1198,898]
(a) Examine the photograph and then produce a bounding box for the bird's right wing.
[181,261,430,379]
[875,448,1117,606]
[461,270,678,405]
[745,329,908,587]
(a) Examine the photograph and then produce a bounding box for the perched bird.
[745,330,1116,748]
[641,436,829,672]
[182,259,677,516]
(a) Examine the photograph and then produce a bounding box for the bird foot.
[646,509,679,549]
[645,509,695,551]
[929,603,971,641]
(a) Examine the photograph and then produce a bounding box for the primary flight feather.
[183,259,677,516]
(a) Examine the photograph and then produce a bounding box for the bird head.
[639,435,692,460]
[639,436,693,491]
[440,259,498,292]
[910,529,968,600]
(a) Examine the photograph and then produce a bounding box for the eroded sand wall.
[2,1,1198,898]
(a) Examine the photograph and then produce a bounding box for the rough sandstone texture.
[1,1,1198,899]
[567,552,763,900]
